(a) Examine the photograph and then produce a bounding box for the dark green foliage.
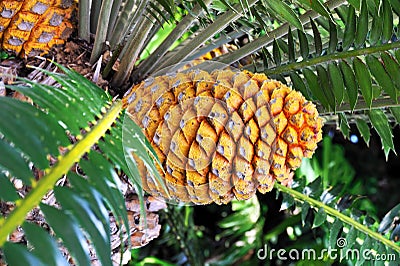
[133,137,400,265]
[0,66,160,265]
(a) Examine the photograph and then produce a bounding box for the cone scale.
[0,0,74,56]
[123,69,323,205]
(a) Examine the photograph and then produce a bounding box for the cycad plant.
[0,0,400,264]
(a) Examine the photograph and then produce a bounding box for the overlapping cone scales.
[260,76,323,184]
[0,0,74,56]
[124,70,323,204]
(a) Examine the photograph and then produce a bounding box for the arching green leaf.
[298,29,309,59]
[272,39,281,66]
[388,0,400,15]
[380,52,400,91]
[316,65,335,110]
[345,226,358,250]
[328,62,345,107]
[289,71,310,99]
[310,18,322,56]
[353,57,373,108]
[368,109,395,159]
[0,173,19,202]
[339,113,350,139]
[339,60,358,111]
[356,118,370,146]
[369,5,383,45]
[330,219,343,249]
[40,204,92,266]
[267,0,303,30]
[301,202,310,226]
[303,68,330,109]
[390,107,400,124]
[0,138,32,184]
[354,0,368,48]
[22,222,69,266]
[3,242,45,266]
[343,5,356,51]
[382,0,394,43]
[366,55,397,102]
[55,186,112,266]
[328,20,338,54]
[347,0,361,10]
[313,207,327,228]
[297,0,332,20]
[287,28,295,63]
[75,151,130,237]
[0,97,69,169]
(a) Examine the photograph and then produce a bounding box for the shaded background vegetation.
[132,126,400,265]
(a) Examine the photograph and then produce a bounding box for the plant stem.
[102,44,123,78]
[112,14,156,88]
[130,0,212,81]
[90,0,114,64]
[78,0,91,41]
[319,96,400,115]
[0,101,123,247]
[265,41,400,76]
[154,0,259,72]
[274,182,400,253]
[110,0,149,50]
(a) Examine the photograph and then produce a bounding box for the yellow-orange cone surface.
[124,69,323,205]
[0,0,74,56]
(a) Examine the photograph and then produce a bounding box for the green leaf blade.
[40,204,92,266]
[380,52,400,92]
[353,57,373,109]
[356,118,371,146]
[268,0,303,30]
[343,6,356,51]
[354,0,368,48]
[55,187,112,266]
[22,222,69,266]
[328,62,345,107]
[382,0,394,43]
[313,207,327,228]
[339,60,358,111]
[303,68,330,109]
[330,219,343,249]
[0,139,32,184]
[366,55,397,102]
[0,173,19,202]
[3,242,45,266]
[368,109,395,159]
[0,97,69,169]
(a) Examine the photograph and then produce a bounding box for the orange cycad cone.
[0,0,74,56]
[123,69,323,205]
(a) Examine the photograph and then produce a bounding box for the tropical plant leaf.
[0,97,69,169]
[3,242,46,266]
[356,118,371,146]
[0,66,165,265]
[368,109,396,159]
[267,0,303,30]
[22,222,69,266]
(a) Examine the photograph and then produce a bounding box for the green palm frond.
[216,0,400,158]
[81,0,356,86]
[0,65,162,265]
